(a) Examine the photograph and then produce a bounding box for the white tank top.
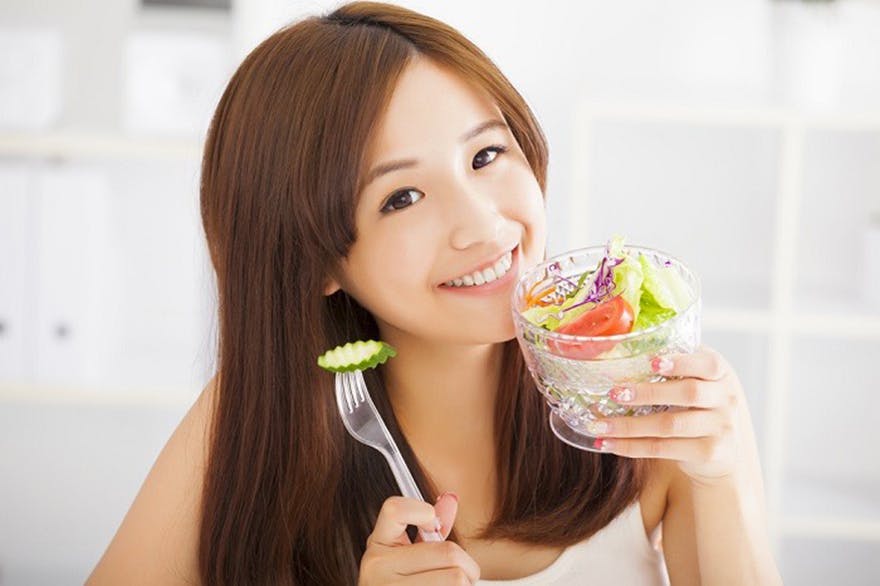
[476,501,669,586]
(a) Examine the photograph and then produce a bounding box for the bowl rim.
[511,244,702,343]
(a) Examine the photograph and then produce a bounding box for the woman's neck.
[379,330,504,459]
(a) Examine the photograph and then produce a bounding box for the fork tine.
[344,372,361,410]
[354,371,367,403]
[334,372,348,414]
[341,373,355,413]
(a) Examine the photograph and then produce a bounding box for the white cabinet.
[0,163,32,381]
[0,153,214,402]
[32,163,115,388]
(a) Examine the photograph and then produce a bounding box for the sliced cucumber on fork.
[317,340,397,373]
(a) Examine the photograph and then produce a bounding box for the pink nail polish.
[651,356,673,375]
[593,438,614,452]
[610,386,633,403]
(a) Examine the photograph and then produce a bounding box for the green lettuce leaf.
[611,255,643,323]
[633,287,677,330]
[638,252,691,313]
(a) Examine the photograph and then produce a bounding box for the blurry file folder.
[0,162,32,383]
[0,28,63,131]
[33,163,114,388]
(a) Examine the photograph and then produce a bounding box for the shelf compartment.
[794,129,880,316]
[782,336,880,522]
[574,118,780,310]
[780,536,880,586]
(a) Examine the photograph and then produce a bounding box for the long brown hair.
[199,2,645,583]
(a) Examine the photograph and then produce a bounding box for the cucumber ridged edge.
[317,340,397,373]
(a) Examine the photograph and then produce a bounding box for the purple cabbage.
[561,252,624,313]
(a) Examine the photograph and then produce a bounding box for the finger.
[430,492,459,540]
[369,496,443,547]
[610,378,731,409]
[589,408,729,439]
[649,345,728,381]
[598,435,726,463]
[385,541,480,582]
[389,566,476,585]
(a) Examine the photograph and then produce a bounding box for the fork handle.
[382,448,445,543]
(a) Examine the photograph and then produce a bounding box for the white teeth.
[444,248,515,288]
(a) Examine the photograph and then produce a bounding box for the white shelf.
[579,102,880,131]
[702,309,771,333]
[702,308,880,338]
[781,517,880,542]
[791,313,880,338]
[0,131,203,161]
[0,383,198,409]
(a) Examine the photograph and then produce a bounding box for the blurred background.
[1,0,879,583]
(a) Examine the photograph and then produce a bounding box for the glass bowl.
[511,245,701,452]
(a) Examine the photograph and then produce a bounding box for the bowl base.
[548,411,606,453]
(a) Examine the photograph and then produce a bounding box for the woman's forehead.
[365,59,504,161]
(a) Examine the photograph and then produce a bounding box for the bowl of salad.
[511,236,701,452]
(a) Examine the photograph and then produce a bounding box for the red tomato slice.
[549,296,635,359]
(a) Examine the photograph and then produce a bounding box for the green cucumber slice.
[317,340,397,373]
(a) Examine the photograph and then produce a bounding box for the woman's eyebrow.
[362,118,508,189]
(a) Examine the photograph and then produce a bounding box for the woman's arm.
[85,375,217,585]
[662,460,781,585]
[594,347,783,584]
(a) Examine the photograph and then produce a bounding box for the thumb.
[433,492,459,539]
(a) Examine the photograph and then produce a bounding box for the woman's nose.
[447,188,505,250]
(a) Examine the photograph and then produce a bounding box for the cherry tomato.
[549,295,635,359]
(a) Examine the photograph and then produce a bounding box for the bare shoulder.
[86,374,219,585]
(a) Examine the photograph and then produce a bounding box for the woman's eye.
[381,188,424,213]
[473,145,507,170]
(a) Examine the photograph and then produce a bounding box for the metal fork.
[335,370,444,542]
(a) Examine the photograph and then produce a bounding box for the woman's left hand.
[592,345,752,484]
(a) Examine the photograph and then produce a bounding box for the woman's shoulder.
[86,374,219,585]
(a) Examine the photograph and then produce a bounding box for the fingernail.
[593,438,614,452]
[651,356,674,375]
[610,386,633,403]
[436,491,458,504]
[586,420,610,435]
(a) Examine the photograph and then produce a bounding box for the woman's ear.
[323,278,341,296]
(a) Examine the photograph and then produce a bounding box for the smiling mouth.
[441,245,518,288]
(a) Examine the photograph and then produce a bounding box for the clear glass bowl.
[511,245,702,452]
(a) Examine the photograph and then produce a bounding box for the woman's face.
[325,57,547,345]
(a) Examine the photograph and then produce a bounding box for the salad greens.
[521,235,692,336]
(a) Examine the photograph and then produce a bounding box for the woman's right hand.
[358,493,481,585]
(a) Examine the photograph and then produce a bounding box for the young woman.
[88,2,783,584]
